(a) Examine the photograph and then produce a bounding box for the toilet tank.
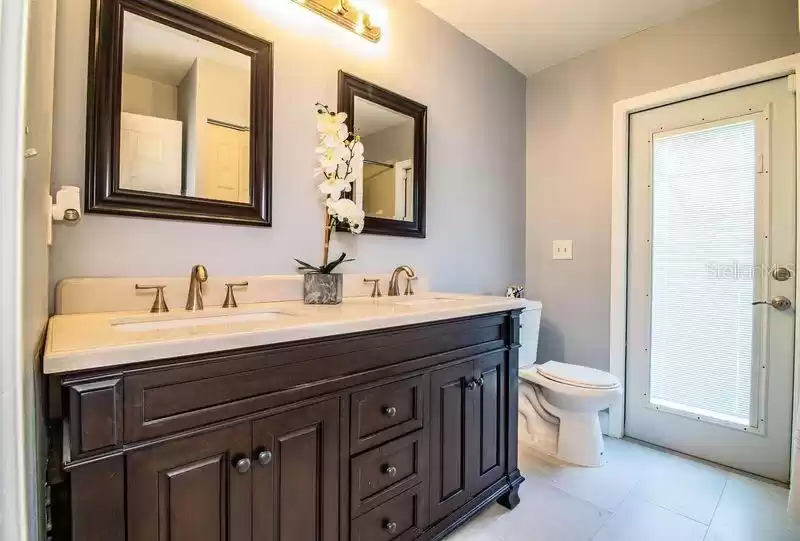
[518,301,542,369]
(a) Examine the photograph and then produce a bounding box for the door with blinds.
[626,78,796,482]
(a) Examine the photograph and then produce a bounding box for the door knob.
[752,296,792,311]
[476,377,485,387]
[466,379,478,391]
[256,449,273,466]
[233,456,251,474]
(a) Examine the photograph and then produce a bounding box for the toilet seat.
[533,361,620,390]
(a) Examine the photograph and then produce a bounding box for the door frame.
[609,54,800,444]
[0,1,32,541]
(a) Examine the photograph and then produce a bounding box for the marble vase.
[303,273,343,305]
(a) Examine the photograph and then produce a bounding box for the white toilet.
[517,302,622,467]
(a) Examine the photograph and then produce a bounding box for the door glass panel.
[649,119,757,426]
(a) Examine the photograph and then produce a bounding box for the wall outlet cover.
[553,240,573,260]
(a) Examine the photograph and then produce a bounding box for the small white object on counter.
[44,293,533,375]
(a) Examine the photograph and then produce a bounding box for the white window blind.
[649,119,757,426]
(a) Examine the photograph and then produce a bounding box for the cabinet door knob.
[233,457,251,474]
[476,377,485,387]
[466,379,478,391]
[382,464,398,478]
[257,449,273,466]
[382,406,397,418]
[383,520,398,534]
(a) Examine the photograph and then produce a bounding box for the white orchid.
[317,174,351,196]
[315,143,349,176]
[298,104,365,277]
[326,197,365,234]
[317,109,348,148]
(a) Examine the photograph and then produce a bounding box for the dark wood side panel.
[504,310,523,494]
[350,375,424,453]
[127,423,252,541]
[66,376,123,457]
[350,430,426,518]
[70,456,126,541]
[252,398,340,541]
[471,352,506,494]
[428,360,474,524]
[350,484,428,541]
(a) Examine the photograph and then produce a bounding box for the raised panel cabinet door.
[127,423,253,541]
[251,398,340,541]
[429,360,475,524]
[471,352,507,494]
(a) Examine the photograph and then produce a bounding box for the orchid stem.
[323,204,332,268]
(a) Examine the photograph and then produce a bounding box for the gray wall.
[50,0,526,296]
[526,0,800,370]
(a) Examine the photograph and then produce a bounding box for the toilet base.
[518,386,608,468]
[556,412,605,467]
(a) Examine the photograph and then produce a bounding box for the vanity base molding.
[47,310,524,541]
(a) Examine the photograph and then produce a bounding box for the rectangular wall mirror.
[339,72,427,237]
[87,0,273,225]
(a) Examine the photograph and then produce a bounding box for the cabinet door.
[127,423,252,541]
[252,399,340,541]
[429,360,474,524]
[471,352,507,494]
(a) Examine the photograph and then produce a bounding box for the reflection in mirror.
[353,97,415,222]
[120,12,252,203]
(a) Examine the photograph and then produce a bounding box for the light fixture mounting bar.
[293,0,381,42]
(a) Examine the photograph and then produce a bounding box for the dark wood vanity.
[47,310,523,541]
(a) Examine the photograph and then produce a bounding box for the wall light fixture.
[291,0,381,42]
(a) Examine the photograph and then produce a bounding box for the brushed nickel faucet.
[388,265,416,296]
[186,265,208,311]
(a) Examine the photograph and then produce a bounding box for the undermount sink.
[113,310,292,332]
[388,297,461,307]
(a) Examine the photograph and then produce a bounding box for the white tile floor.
[445,438,800,541]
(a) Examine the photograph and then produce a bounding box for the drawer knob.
[383,520,398,534]
[257,449,273,466]
[382,406,397,418]
[382,464,398,478]
[233,456,251,474]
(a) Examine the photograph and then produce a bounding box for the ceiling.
[415,0,723,75]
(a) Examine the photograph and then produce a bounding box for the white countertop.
[44,293,533,375]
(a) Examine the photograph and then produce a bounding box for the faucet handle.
[363,278,382,298]
[404,276,418,296]
[222,281,249,308]
[135,284,169,313]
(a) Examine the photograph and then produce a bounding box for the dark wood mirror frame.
[338,71,427,238]
[86,0,273,226]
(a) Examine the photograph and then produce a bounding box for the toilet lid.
[535,361,620,389]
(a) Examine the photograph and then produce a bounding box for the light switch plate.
[553,240,573,260]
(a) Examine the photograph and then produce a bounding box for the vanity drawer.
[350,375,425,453]
[350,484,427,541]
[350,431,426,517]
